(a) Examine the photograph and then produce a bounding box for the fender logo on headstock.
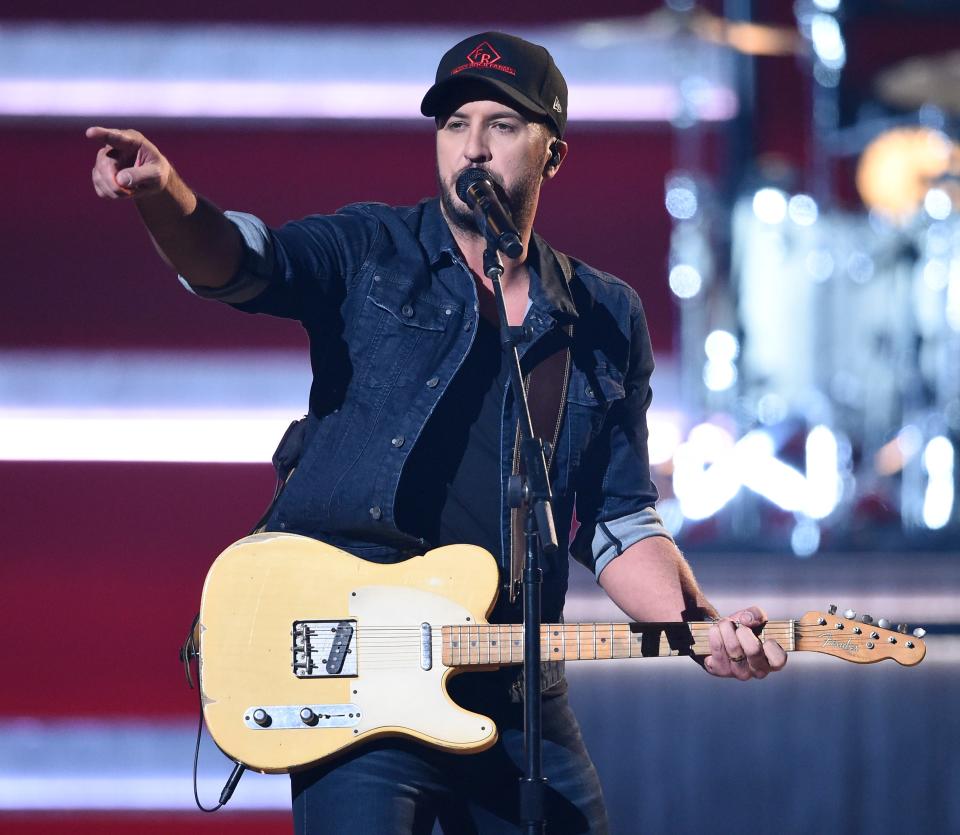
[818,634,859,653]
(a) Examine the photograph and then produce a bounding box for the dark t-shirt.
[395,314,509,561]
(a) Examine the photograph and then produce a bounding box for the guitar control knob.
[861,614,873,624]
[843,609,856,619]
[828,604,838,615]
[878,618,891,629]
[897,623,909,634]
[912,627,927,638]
[252,709,271,727]
[299,707,319,726]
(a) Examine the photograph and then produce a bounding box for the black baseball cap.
[421,32,568,137]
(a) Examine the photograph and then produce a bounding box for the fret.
[576,623,582,660]
[546,625,559,661]
[593,624,597,660]
[561,625,566,660]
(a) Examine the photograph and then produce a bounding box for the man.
[88,31,785,835]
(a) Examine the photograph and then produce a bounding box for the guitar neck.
[441,620,797,667]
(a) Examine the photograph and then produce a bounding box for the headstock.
[796,608,927,666]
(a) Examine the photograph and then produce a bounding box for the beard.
[437,163,540,241]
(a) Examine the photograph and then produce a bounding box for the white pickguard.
[349,586,494,747]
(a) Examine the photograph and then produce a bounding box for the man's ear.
[544,139,568,178]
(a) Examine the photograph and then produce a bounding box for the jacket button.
[391,435,405,448]
[369,506,382,520]
[373,274,382,282]
[401,304,414,317]
[585,386,594,398]
[426,376,439,388]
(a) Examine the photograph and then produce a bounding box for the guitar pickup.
[291,619,358,678]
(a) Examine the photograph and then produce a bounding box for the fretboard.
[440,621,796,666]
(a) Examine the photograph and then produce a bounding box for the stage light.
[669,264,703,298]
[813,0,840,11]
[805,249,835,282]
[810,13,846,70]
[703,360,737,392]
[672,426,841,523]
[790,519,820,557]
[923,259,950,291]
[647,416,683,466]
[704,330,739,363]
[752,188,788,224]
[757,393,788,425]
[806,425,840,519]
[948,269,960,331]
[665,176,699,220]
[846,251,875,284]
[788,194,819,226]
[924,188,953,221]
[922,436,954,529]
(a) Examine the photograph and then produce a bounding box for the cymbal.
[876,50,960,115]
[688,9,804,57]
[856,126,959,221]
[632,7,804,57]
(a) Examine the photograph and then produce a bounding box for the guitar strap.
[507,254,576,603]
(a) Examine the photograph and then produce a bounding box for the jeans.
[291,676,608,834]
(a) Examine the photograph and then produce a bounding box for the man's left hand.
[703,606,787,680]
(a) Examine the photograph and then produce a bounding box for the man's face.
[435,99,553,238]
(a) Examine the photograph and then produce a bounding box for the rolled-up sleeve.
[179,211,276,304]
[570,291,674,579]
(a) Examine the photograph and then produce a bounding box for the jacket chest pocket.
[566,364,626,452]
[356,279,459,389]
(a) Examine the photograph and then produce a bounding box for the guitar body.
[199,532,501,773]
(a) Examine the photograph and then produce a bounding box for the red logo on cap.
[450,40,517,77]
[467,41,501,67]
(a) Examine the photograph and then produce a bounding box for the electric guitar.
[197,532,927,774]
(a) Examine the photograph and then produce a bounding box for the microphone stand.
[480,229,558,835]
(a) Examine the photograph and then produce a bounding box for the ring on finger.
[729,654,746,663]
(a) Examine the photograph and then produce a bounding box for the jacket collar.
[420,198,579,323]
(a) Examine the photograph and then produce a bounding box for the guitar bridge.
[291,619,357,678]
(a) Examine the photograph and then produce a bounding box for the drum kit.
[662,5,960,548]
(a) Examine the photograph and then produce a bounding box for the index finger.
[85,126,138,147]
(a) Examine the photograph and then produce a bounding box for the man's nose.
[463,128,491,163]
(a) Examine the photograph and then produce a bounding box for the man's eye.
[493,123,515,132]
[446,121,466,130]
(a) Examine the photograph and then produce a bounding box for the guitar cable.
[180,448,298,813]
[180,616,246,812]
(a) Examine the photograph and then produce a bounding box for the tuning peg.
[912,627,927,638]
[897,623,909,634]
[843,609,857,619]
[861,614,873,624]
[878,618,891,629]
[828,604,837,615]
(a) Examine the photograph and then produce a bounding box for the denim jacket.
[186,197,671,622]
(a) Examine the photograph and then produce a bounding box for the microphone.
[455,169,523,259]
